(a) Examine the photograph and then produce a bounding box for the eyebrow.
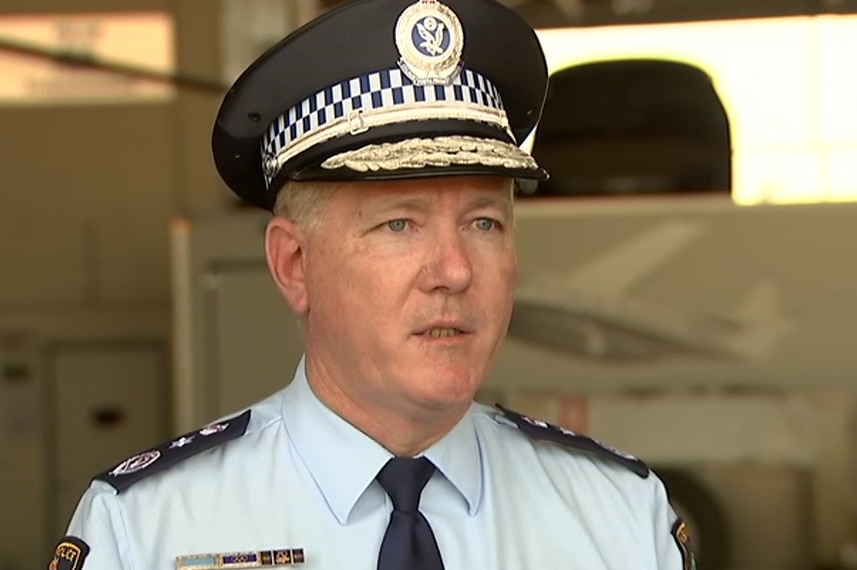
[373,196,429,214]
[465,194,511,212]
[371,193,511,216]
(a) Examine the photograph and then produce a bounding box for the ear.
[265,217,309,315]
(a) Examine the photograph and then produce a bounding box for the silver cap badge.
[395,0,464,85]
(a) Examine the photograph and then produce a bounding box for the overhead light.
[551,0,585,18]
[611,0,654,15]
[497,0,584,18]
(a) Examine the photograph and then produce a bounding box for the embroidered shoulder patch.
[49,536,89,570]
[94,410,251,492]
[671,518,697,570]
[495,404,649,478]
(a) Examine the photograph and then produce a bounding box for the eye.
[474,217,499,231]
[385,219,408,232]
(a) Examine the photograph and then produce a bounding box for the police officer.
[50,0,695,569]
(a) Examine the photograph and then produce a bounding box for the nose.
[419,231,473,294]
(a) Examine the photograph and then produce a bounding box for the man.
[51,0,695,568]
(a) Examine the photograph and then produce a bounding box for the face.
[300,176,516,417]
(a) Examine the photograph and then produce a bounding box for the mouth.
[415,321,473,339]
[421,327,466,338]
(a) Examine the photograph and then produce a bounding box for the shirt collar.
[282,358,391,524]
[422,407,483,516]
[282,356,484,522]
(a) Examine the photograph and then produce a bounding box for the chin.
[417,369,482,405]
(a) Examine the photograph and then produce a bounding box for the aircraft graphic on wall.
[509,219,795,362]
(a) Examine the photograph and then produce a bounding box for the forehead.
[332,176,514,210]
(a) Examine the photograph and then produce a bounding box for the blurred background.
[1,0,856,569]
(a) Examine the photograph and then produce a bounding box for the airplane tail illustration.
[725,280,795,359]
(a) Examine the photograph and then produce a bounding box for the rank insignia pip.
[94,410,251,492]
[672,518,697,570]
[495,404,650,478]
[48,536,90,570]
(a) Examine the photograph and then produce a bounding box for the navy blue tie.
[376,457,445,570]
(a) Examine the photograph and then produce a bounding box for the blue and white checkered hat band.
[261,67,510,186]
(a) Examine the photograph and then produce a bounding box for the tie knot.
[376,457,436,512]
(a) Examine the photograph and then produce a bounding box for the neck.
[304,355,468,457]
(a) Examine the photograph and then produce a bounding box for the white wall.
[0,1,228,567]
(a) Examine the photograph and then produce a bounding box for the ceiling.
[317,0,857,29]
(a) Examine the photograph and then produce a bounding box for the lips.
[415,322,473,337]
[423,327,461,338]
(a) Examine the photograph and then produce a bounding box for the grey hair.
[271,179,339,234]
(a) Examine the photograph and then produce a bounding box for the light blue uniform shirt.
[63,359,687,569]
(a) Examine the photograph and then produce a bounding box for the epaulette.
[94,410,251,492]
[495,404,650,478]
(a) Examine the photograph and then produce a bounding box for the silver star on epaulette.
[170,436,195,448]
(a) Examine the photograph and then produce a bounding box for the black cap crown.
[212,0,550,210]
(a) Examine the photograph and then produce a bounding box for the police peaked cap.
[212,0,550,210]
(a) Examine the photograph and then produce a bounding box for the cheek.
[306,260,376,351]
[483,248,517,296]
[313,250,397,319]
[503,248,517,284]
[488,252,517,330]
[305,247,352,316]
